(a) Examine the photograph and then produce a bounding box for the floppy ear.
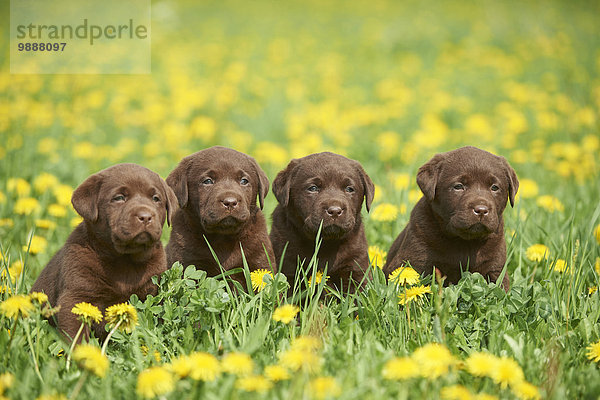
[500,156,519,207]
[356,164,375,212]
[272,159,299,207]
[248,157,270,210]
[416,153,445,201]
[166,160,189,209]
[160,178,178,226]
[71,173,103,222]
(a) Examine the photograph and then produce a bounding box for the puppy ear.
[160,178,178,226]
[272,159,299,207]
[71,173,103,222]
[166,160,189,209]
[417,154,445,201]
[248,157,270,210]
[500,157,519,207]
[356,164,375,212]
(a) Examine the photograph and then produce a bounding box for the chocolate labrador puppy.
[270,152,374,292]
[166,146,276,285]
[383,146,519,291]
[31,164,176,340]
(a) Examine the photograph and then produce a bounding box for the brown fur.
[166,146,276,285]
[270,152,375,292]
[383,146,519,291]
[30,163,177,340]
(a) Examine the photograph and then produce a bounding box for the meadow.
[1,0,600,398]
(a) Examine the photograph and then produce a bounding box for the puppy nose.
[137,210,153,224]
[221,197,238,210]
[326,206,343,218]
[473,205,489,216]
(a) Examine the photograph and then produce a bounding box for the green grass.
[1,0,600,398]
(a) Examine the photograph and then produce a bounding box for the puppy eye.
[112,195,126,202]
[453,183,465,191]
[240,178,249,185]
[203,178,214,185]
[491,184,500,192]
[152,195,161,202]
[345,186,355,193]
[307,185,319,193]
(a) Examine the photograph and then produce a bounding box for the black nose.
[137,210,153,224]
[473,205,489,216]
[222,197,238,210]
[326,206,343,218]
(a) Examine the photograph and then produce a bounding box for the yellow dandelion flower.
[2,260,24,284]
[35,219,57,230]
[168,354,194,379]
[71,216,83,228]
[309,376,342,399]
[105,303,138,332]
[253,142,289,167]
[525,244,549,262]
[23,235,48,255]
[382,357,419,380]
[441,385,473,400]
[412,343,456,379]
[393,173,411,190]
[48,204,67,218]
[272,304,300,324]
[189,352,221,381]
[279,348,321,373]
[552,259,569,273]
[33,173,59,193]
[490,356,524,388]
[465,352,498,377]
[536,195,564,213]
[511,381,541,400]
[308,270,328,286]
[0,372,14,391]
[587,339,600,362]
[53,184,73,206]
[595,258,600,275]
[30,292,48,304]
[0,218,14,228]
[389,267,420,286]
[0,285,12,295]
[594,225,600,246]
[517,179,539,199]
[398,285,432,305]
[264,365,290,381]
[0,294,34,319]
[14,197,40,215]
[250,269,273,292]
[236,375,273,393]
[7,178,31,197]
[222,352,254,376]
[72,302,103,324]
[590,286,598,295]
[0,191,5,204]
[368,246,387,269]
[291,336,322,352]
[136,366,174,399]
[72,344,108,377]
[408,189,422,204]
[371,203,399,222]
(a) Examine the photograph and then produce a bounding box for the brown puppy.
[31,164,176,340]
[166,146,276,285]
[383,146,519,291]
[270,152,375,292]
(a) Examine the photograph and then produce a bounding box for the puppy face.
[167,146,269,235]
[273,152,374,240]
[417,146,519,240]
[72,163,177,254]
